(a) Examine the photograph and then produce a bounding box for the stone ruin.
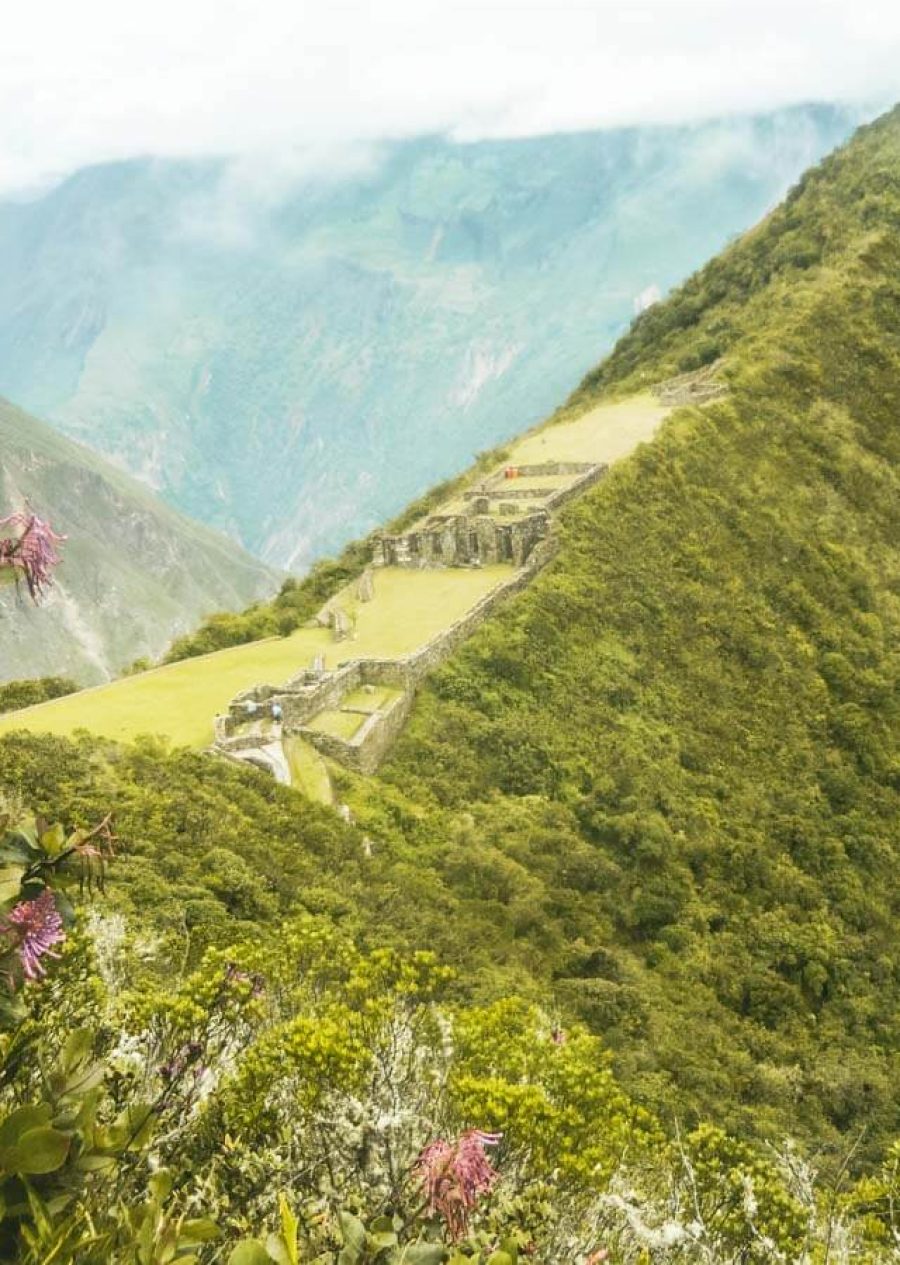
[371,459,606,570]
[213,456,611,785]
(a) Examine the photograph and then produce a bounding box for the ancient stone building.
[372,460,605,570]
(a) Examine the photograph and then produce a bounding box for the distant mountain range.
[0,104,866,569]
[0,398,278,684]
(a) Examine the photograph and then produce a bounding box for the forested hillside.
[0,106,898,1261]
[362,104,900,1152]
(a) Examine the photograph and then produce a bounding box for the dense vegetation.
[366,104,900,1154]
[0,105,899,1260]
[0,676,77,715]
[3,790,900,1263]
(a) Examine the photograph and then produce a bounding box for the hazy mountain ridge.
[0,104,865,567]
[0,397,278,683]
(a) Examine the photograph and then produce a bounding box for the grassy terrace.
[508,393,669,466]
[306,710,366,741]
[409,396,669,526]
[341,685,401,713]
[0,566,511,749]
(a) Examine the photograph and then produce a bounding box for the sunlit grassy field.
[283,736,334,805]
[307,710,366,740]
[0,566,511,748]
[509,394,670,466]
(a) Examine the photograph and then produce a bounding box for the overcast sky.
[2,0,898,193]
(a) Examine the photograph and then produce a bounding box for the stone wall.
[298,690,414,775]
[541,463,608,512]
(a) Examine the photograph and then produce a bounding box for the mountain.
[0,397,278,683]
[3,103,899,1160]
[0,104,865,569]
[1,104,900,1261]
[361,104,900,1152]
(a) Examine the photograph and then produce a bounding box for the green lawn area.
[306,710,366,741]
[0,566,511,748]
[283,735,334,804]
[341,686,401,713]
[509,394,670,466]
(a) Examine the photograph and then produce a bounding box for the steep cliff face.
[0,105,863,567]
[0,398,278,683]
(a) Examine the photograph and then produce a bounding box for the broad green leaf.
[0,866,24,904]
[228,1243,273,1265]
[400,1246,446,1264]
[39,822,66,857]
[0,1105,51,1148]
[264,1234,293,1265]
[61,1028,94,1075]
[181,1218,222,1243]
[338,1211,366,1264]
[150,1170,174,1201]
[367,1230,398,1250]
[14,1126,70,1174]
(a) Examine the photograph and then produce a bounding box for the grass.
[306,710,366,740]
[508,394,669,466]
[0,566,511,748]
[283,735,334,804]
[341,686,401,713]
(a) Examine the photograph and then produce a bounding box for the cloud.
[2,0,898,193]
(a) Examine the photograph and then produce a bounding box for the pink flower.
[0,512,66,600]
[415,1129,501,1240]
[1,890,65,981]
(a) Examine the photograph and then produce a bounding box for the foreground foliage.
[3,795,900,1264]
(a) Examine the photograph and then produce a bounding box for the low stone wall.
[278,663,362,728]
[542,463,608,512]
[653,364,728,406]
[216,732,273,753]
[298,690,414,775]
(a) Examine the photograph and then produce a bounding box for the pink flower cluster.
[2,890,65,982]
[0,512,66,600]
[415,1128,502,1240]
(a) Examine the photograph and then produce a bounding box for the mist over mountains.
[0,103,864,569]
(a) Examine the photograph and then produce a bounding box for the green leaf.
[264,1234,292,1265]
[61,1029,94,1075]
[39,823,66,858]
[75,1153,117,1173]
[400,1246,446,1264]
[368,1229,399,1251]
[0,834,40,867]
[0,866,25,904]
[278,1192,300,1265]
[0,1105,52,1148]
[180,1218,221,1243]
[485,1254,515,1265]
[14,1127,70,1174]
[338,1210,367,1264]
[150,1170,174,1201]
[227,1244,273,1265]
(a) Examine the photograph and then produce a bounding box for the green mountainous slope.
[0,101,898,1189]
[0,105,863,568]
[357,104,900,1151]
[0,398,278,683]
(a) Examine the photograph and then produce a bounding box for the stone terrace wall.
[298,690,414,775]
[541,463,608,513]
